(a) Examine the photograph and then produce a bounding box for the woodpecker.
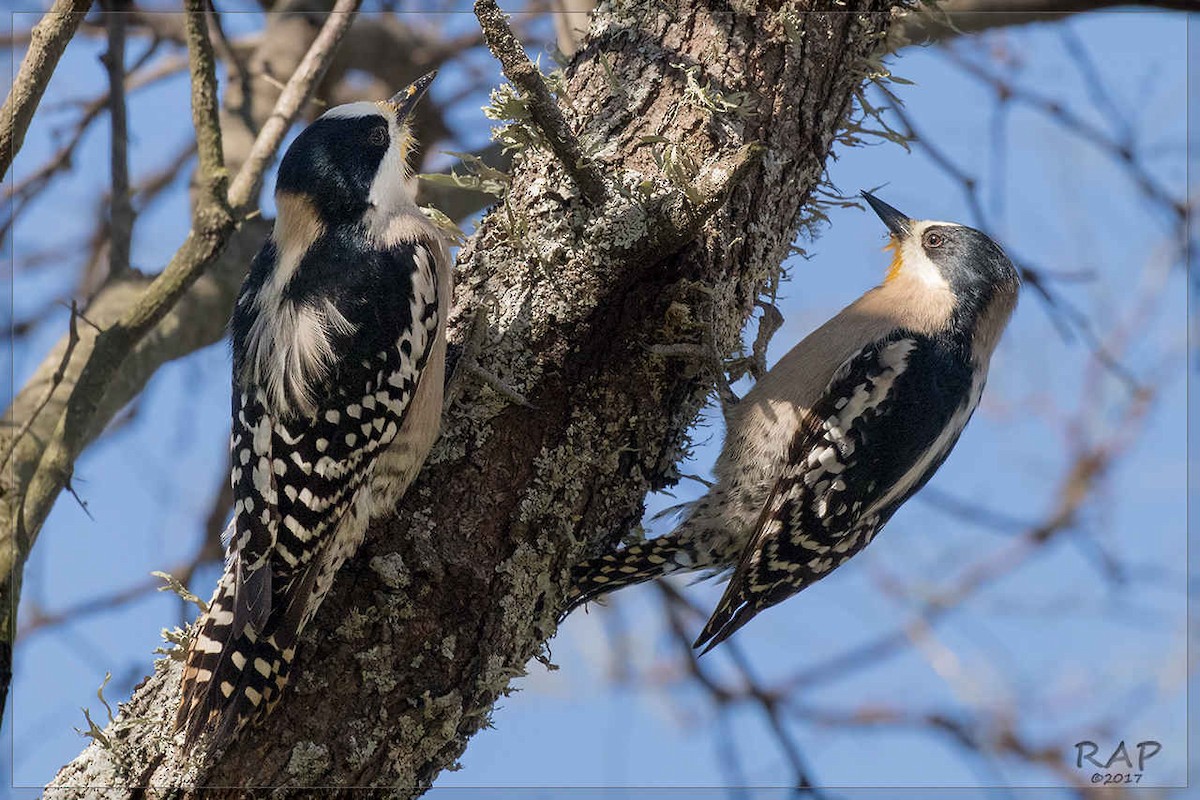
[566,191,1019,652]
[176,72,452,745]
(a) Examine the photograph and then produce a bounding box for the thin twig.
[944,47,1186,221]
[205,0,256,133]
[226,0,363,212]
[1,41,170,242]
[0,302,84,471]
[658,583,830,798]
[101,1,135,278]
[474,0,608,205]
[0,0,92,181]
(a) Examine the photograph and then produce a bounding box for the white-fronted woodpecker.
[176,72,453,746]
[565,191,1020,653]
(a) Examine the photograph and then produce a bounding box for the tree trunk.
[47,0,896,793]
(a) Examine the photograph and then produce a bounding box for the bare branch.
[0,302,85,473]
[896,0,1198,44]
[101,1,135,279]
[659,583,830,797]
[1,43,177,234]
[226,0,362,212]
[0,0,91,181]
[943,47,1187,220]
[474,0,608,205]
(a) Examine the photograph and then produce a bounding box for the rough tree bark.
[46,0,897,793]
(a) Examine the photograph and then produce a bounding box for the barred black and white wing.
[694,333,979,653]
[177,235,442,745]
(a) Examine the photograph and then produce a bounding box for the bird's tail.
[175,568,306,748]
[562,531,701,617]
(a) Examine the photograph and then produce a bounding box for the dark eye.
[924,231,944,248]
[368,126,389,147]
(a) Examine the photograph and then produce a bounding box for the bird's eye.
[924,231,944,248]
[368,127,389,147]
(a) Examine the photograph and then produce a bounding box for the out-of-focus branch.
[0,0,92,182]
[659,583,829,797]
[943,47,1187,221]
[101,2,135,279]
[17,443,228,636]
[1,43,174,243]
[226,0,360,212]
[896,0,1198,45]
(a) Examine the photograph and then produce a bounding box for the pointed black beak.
[388,70,437,125]
[861,190,912,238]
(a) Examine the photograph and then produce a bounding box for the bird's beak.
[861,191,912,238]
[387,70,437,125]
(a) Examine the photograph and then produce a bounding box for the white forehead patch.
[321,101,386,121]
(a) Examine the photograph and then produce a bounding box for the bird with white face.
[176,72,453,747]
[566,191,1020,653]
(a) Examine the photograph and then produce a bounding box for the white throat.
[369,116,416,216]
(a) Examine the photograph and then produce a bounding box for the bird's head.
[861,190,1020,320]
[274,71,437,226]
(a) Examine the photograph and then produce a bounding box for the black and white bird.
[566,191,1020,652]
[176,72,452,745]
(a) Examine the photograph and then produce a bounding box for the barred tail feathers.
[563,532,700,616]
[175,560,319,746]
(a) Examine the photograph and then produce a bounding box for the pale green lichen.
[369,552,411,590]
[344,732,381,771]
[285,741,330,779]
[673,62,755,119]
[337,605,375,643]
[418,150,511,199]
[355,644,399,694]
[154,625,191,659]
[73,673,150,777]
[151,569,208,612]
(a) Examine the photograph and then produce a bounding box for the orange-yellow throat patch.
[884,236,904,282]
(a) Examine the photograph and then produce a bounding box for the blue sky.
[2,5,1191,796]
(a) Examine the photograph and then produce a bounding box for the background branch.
[895,0,1199,44]
[0,0,92,181]
[101,0,134,279]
